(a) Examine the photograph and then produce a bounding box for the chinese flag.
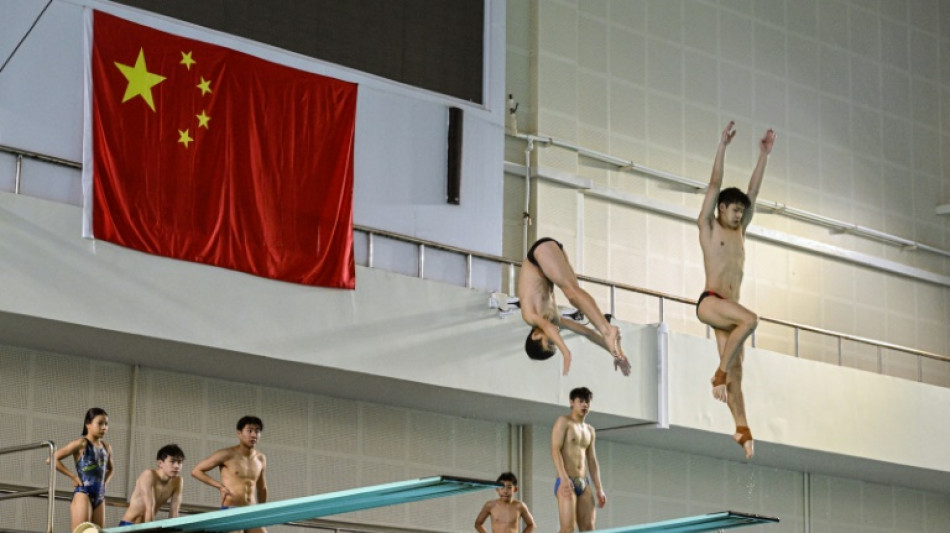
[86,11,357,288]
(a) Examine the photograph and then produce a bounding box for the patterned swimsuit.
[75,438,108,509]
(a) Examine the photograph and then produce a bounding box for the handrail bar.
[566,271,949,363]
[1,145,946,374]
[0,442,56,533]
[0,144,82,169]
[356,225,516,266]
[359,226,950,366]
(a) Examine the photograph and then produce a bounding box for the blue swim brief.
[118,520,134,527]
[554,476,589,497]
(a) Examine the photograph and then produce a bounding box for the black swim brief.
[696,290,724,312]
[526,237,563,268]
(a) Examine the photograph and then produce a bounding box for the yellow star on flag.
[196,110,211,129]
[114,48,166,111]
[197,77,212,96]
[178,129,194,148]
[180,51,196,70]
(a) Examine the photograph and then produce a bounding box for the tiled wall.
[504,0,950,374]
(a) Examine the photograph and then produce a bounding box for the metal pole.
[15,154,22,194]
[46,441,56,533]
[465,254,472,288]
[794,328,800,357]
[658,297,665,323]
[367,233,374,269]
[418,244,425,279]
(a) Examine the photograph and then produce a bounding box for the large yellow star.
[197,77,212,96]
[178,129,193,148]
[196,110,211,129]
[180,51,196,70]
[114,48,166,111]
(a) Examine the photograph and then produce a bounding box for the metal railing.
[0,442,56,533]
[357,227,950,381]
[2,143,948,382]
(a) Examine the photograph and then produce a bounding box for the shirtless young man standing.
[551,387,605,533]
[473,472,536,533]
[696,121,775,460]
[518,238,630,376]
[192,416,268,533]
[118,444,185,525]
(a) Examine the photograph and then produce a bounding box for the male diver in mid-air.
[696,120,775,459]
[518,237,629,376]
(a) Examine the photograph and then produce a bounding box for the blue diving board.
[591,511,779,532]
[104,475,499,533]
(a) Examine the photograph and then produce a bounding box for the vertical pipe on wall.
[803,471,811,533]
[656,322,670,429]
[126,364,140,496]
[522,139,534,258]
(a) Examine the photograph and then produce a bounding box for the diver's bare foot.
[734,426,754,460]
[613,355,632,376]
[711,368,728,403]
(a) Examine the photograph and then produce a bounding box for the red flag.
[87,11,357,288]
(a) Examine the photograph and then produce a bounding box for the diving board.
[591,511,778,532]
[104,476,499,533]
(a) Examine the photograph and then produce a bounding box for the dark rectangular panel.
[112,0,484,103]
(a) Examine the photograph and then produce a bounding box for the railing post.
[465,254,472,288]
[837,336,843,366]
[15,154,23,194]
[46,441,55,533]
[918,356,923,382]
[418,244,425,279]
[877,346,883,374]
[794,327,800,358]
[609,285,616,318]
[367,232,374,268]
[508,263,515,296]
[751,330,756,348]
[658,297,665,323]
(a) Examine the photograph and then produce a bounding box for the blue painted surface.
[590,511,779,532]
[104,476,499,533]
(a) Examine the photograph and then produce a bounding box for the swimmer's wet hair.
[497,472,518,485]
[237,416,263,431]
[81,407,108,436]
[717,187,751,209]
[157,444,185,462]
[525,331,556,361]
[570,387,593,402]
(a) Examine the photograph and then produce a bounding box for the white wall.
[0,0,507,255]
